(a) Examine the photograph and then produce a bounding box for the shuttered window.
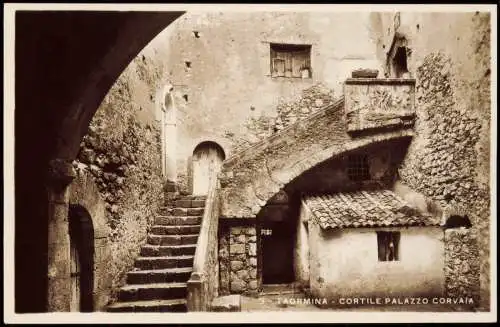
[377,231,400,261]
[270,43,312,78]
[347,154,371,181]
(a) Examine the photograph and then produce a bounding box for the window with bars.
[377,231,400,261]
[270,43,312,78]
[346,154,371,181]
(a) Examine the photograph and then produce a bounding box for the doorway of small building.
[192,141,225,195]
[68,205,94,312]
[258,201,296,285]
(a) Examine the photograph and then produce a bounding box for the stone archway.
[218,96,414,218]
[13,10,184,312]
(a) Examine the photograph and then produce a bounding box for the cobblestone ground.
[240,292,470,312]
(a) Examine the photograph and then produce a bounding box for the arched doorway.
[192,141,225,195]
[68,205,94,312]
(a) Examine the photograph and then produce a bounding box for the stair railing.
[186,171,221,311]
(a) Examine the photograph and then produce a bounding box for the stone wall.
[444,228,480,309]
[226,83,337,154]
[219,223,258,295]
[74,55,165,302]
[371,12,491,309]
[274,83,336,132]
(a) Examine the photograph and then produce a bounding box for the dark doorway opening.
[68,205,95,312]
[393,46,409,78]
[259,203,295,285]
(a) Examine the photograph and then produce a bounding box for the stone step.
[179,195,207,201]
[158,207,204,217]
[134,255,194,270]
[168,207,204,217]
[141,244,196,257]
[147,234,199,246]
[150,225,201,235]
[127,267,193,284]
[118,282,187,302]
[155,215,202,226]
[174,199,206,208]
[108,299,187,312]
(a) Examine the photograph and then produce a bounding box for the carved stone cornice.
[47,158,76,188]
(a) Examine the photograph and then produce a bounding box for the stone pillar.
[46,159,76,311]
[228,226,258,295]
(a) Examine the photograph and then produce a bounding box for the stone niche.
[344,78,416,133]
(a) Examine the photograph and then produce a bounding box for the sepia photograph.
[3,3,497,324]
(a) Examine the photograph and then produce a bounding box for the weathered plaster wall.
[309,223,445,301]
[126,11,384,186]
[371,12,491,309]
[74,56,164,301]
[444,228,480,308]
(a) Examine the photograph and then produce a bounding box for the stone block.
[248,280,258,290]
[249,257,257,267]
[249,243,257,256]
[230,260,244,271]
[245,228,256,236]
[236,269,249,281]
[230,244,245,254]
[211,295,241,312]
[236,234,246,244]
[231,227,242,235]
[230,280,246,293]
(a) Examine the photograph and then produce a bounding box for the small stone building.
[299,190,444,302]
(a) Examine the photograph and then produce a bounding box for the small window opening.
[193,31,200,38]
[183,94,188,102]
[185,61,191,68]
[377,231,400,261]
[270,43,312,78]
[347,154,371,181]
[445,215,472,229]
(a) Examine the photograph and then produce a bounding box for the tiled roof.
[303,190,441,229]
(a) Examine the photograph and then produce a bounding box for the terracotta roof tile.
[303,190,441,229]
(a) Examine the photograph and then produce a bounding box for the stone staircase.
[107,195,206,312]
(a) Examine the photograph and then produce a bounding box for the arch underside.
[220,128,414,218]
[14,11,184,313]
